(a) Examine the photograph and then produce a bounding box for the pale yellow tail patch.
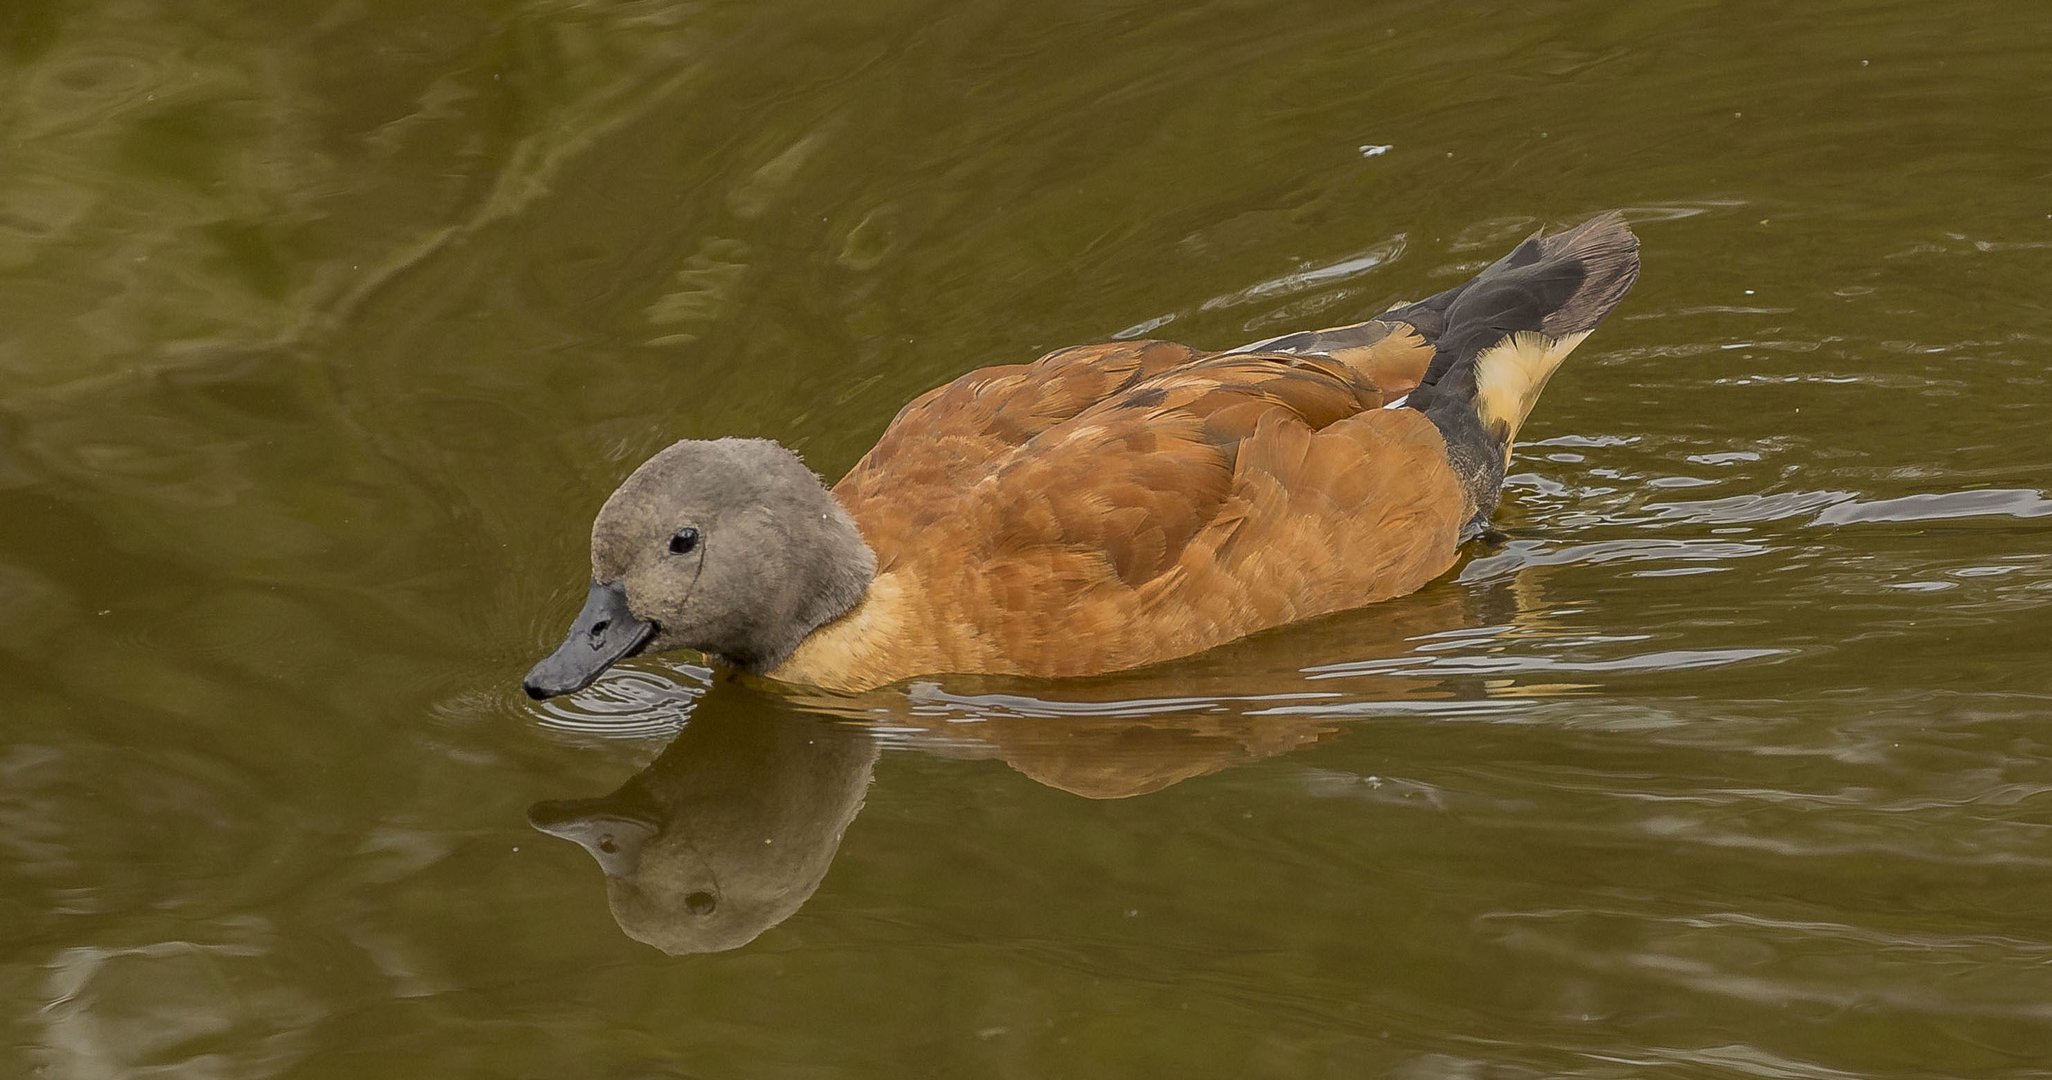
[1471,329,1590,462]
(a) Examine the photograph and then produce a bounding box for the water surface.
[5,1,2052,1076]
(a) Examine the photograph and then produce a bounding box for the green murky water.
[5,1,2052,1075]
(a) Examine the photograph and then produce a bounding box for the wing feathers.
[833,333,1467,679]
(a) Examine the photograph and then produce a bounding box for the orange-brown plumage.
[777,327,1464,691]
[524,214,1640,702]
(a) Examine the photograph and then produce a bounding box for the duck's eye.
[668,527,700,555]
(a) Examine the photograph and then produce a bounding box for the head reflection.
[530,697,877,955]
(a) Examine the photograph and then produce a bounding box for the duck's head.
[523,437,875,699]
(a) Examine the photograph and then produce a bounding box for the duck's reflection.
[528,700,876,955]
[533,571,1561,952]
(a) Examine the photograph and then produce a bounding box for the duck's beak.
[523,580,656,699]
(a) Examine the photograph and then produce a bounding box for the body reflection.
[536,573,1545,950]
[529,701,877,955]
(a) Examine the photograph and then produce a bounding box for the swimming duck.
[524,213,1639,698]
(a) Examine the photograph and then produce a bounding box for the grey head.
[523,438,876,699]
[528,702,879,954]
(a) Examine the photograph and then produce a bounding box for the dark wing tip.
[1538,212,1641,338]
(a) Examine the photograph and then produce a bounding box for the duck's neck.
[728,496,874,674]
[765,571,913,693]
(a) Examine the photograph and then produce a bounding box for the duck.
[523,213,1640,698]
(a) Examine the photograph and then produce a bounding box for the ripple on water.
[529,662,711,740]
[1813,487,2052,525]
[1459,538,1770,583]
[1309,646,1788,681]
[34,920,326,1078]
[1643,489,1858,526]
[899,684,1334,721]
[1477,907,2052,1021]
[1115,233,1410,340]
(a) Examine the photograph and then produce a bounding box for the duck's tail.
[1397,212,1640,537]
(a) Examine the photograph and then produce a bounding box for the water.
[5,0,2052,1075]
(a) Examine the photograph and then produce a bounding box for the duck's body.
[524,214,1640,699]
[777,336,1465,691]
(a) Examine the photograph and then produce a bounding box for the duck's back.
[803,323,1464,686]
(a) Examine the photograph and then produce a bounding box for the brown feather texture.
[790,338,1465,690]
[524,214,1641,699]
